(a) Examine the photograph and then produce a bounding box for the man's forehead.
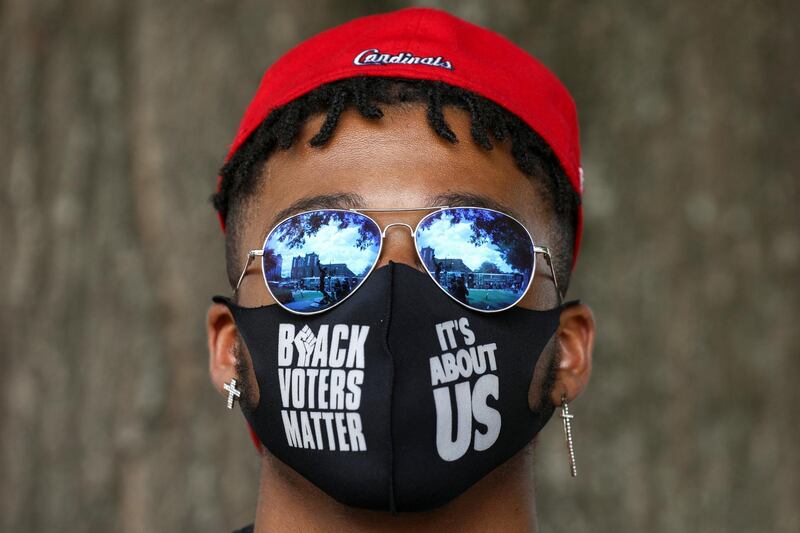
[276,105,515,175]
[242,106,553,247]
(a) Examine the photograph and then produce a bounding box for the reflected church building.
[290,252,356,280]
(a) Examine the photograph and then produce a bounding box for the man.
[317,260,331,306]
[206,8,594,532]
[455,274,470,305]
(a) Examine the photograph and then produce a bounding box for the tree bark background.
[1,1,797,532]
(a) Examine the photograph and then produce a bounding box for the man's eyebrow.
[425,192,526,223]
[259,190,524,244]
[262,192,368,241]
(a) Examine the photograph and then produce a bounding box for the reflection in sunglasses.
[252,207,539,314]
[416,209,534,311]
[264,211,381,313]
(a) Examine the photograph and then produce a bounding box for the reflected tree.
[271,211,380,251]
[419,209,533,273]
[476,261,501,273]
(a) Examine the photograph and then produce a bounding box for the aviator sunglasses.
[234,206,562,315]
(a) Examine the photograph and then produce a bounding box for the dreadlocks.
[213,76,580,291]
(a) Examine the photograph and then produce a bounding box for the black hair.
[212,76,580,291]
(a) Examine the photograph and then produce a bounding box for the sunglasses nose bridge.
[379,222,414,238]
[375,222,425,271]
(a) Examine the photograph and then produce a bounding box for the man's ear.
[207,302,239,397]
[550,303,595,405]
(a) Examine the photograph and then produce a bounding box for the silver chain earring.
[559,394,577,477]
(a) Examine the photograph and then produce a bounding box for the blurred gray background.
[1,0,798,531]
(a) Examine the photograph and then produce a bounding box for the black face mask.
[214,261,566,512]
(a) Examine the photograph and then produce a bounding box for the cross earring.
[559,394,577,477]
[224,378,241,410]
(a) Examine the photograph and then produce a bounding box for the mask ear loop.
[533,245,563,306]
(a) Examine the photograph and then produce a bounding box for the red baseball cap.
[217,7,584,269]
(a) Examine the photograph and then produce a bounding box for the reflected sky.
[267,219,380,278]
[416,216,516,273]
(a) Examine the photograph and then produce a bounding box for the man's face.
[234,104,562,312]
[227,103,567,411]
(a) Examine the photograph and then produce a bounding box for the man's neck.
[252,450,538,532]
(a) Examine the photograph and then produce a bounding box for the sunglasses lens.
[263,210,382,313]
[415,208,535,311]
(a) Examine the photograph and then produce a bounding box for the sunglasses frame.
[233,206,562,315]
